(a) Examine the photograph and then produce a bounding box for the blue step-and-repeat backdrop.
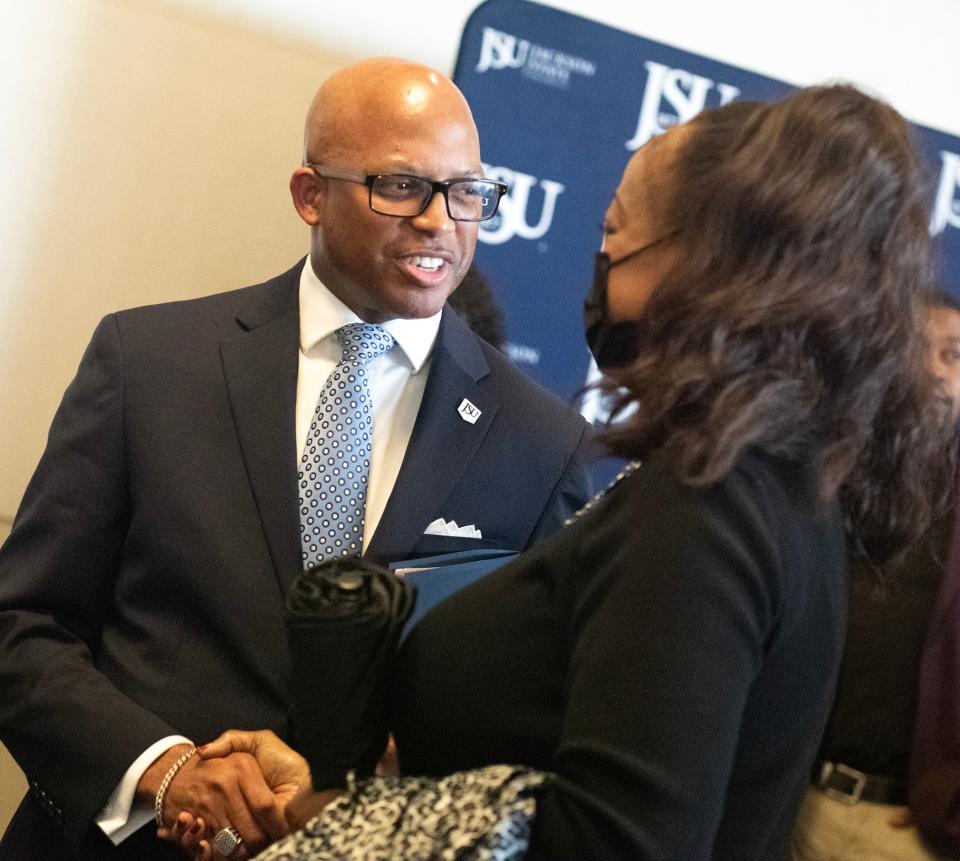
[454,0,960,421]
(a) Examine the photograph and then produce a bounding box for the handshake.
[142,557,415,858]
[141,730,339,861]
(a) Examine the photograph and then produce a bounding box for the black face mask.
[583,233,677,372]
[583,249,645,372]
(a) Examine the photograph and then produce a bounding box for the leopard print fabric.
[254,764,550,861]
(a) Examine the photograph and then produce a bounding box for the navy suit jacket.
[0,261,592,859]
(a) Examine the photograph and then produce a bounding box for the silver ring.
[212,826,243,856]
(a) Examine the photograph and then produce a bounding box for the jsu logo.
[457,398,482,424]
[626,61,740,150]
[479,164,565,246]
[476,27,529,73]
[932,151,960,235]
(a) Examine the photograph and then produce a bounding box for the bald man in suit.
[0,58,591,860]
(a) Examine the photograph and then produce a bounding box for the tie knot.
[336,323,395,364]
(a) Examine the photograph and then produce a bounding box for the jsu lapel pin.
[457,398,482,424]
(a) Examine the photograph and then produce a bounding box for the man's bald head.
[303,58,479,166]
[290,58,485,322]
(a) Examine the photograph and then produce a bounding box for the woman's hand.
[157,810,211,859]
[375,734,399,778]
[284,786,343,832]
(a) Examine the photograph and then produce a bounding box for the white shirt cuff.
[96,735,193,845]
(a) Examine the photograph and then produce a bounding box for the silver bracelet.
[154,746,198,828]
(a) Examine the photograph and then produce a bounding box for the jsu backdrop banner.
[454,0,960,419]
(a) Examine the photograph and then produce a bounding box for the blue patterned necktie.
[298,322,395,568]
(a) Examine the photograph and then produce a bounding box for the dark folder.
[389,548,518,636]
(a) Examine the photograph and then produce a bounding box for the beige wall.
[0,0,349,518]
[0,516,22,836]
[0,744,24,840]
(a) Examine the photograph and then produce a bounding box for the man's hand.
[140,741,286,858]
[197,729,311,812]
[197,730,340,833]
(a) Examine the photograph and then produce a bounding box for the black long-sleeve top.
[391,448,847,860]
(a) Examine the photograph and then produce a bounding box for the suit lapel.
[220,265,302,592]
[366,309,500,564]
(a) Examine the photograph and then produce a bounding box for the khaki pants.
[791,786,953,861]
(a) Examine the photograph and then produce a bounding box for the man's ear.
[291,167,322,226]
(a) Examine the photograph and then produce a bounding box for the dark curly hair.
[449,266,507,350]
[603,84,952,560]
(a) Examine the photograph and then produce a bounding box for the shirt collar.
[298,258,441,373]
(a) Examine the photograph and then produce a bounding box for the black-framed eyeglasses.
[306,164,508,222]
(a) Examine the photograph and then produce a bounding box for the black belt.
[812,759,908,805]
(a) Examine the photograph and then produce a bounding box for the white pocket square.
[424,518,482,539]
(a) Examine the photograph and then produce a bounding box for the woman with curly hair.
[171,84,951,861]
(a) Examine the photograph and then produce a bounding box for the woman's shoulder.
[600,447,844,586]
[615,447,823,525]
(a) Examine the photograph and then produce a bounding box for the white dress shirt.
[295,258,440,550]
[97,258,440,842]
